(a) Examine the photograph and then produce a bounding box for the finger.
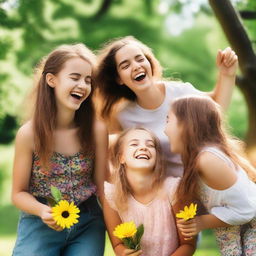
[225,50,235,64]
[228,56,238,67]
[223,47,232,64]
[182,231,197,237]
[226,53,238,66]
[133,250,142,256]
[216,49,223,66]
[124,249,136,255]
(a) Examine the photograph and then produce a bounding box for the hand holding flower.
[176,203,198,240]
[46,186,80,230]
[113,221,144,253]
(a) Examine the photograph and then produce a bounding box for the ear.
[46,73,56,88]
[120,155,125,164]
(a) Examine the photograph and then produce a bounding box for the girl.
[12,44,107,255]
[104,127,197,256]
[95,36,238,177]
[164,96,256,255]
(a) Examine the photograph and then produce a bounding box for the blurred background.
[0,0,255,255]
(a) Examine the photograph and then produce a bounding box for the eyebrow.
[128,139,154,143]
[118,54,143,68]
[69,73,81,76]
[69,73,92,79]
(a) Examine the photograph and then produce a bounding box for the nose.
[77,80,89,89]
[132,61,141,71]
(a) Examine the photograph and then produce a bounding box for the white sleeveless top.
[199,146,256,225]
[118,81,203,177]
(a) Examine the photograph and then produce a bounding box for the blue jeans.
[13,195,105,256]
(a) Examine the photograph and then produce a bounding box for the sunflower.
[52,200,80,229]
[176,203,197,221]
[113,221,137,239]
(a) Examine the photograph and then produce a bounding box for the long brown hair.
[33,44,96,167]
[171,96,256,203]
[111,127,165,212]
[95,36,163,120]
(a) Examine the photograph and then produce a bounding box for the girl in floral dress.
[104,127,197,256]
[12,44,107,255]
[165,96,256,256]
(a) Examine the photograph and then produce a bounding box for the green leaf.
[45,196,57,207]
[134,224,144,245]
[50,185,62,203]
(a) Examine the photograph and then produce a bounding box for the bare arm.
[207,47,238,111]
[103,199,142,256]
[11,122,61,231]
[94,120,109,203]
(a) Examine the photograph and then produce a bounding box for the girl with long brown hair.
[164,96,256,256]
[104,127,197,256]
[95,35,238,178]
[11,44,107,255]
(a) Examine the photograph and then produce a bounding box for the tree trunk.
[209,0,256,162]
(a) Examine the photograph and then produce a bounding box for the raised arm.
[208,47,238,111]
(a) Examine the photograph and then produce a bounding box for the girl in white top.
[104,127,197,256]
[95,36,238,177]
[164,96,256,256]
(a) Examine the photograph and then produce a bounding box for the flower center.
[62,211,70,218]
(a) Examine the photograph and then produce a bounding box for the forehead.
[61,57,92,74]
[115,44,145,63]
[124,129,153,142]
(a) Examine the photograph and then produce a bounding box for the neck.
[56,108,76,129]
[126,169,154,196]
[135,81,165,109]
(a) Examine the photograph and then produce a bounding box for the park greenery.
[0,0,255,255]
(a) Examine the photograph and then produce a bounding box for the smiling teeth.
[71,92,83,97]
[134,72,145,79]
[135,154,149,160]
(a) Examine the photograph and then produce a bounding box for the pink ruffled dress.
[104,177,180,256]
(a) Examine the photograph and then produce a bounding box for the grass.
[0,143,220,255]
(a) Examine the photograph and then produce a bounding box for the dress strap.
[200,147,236,170]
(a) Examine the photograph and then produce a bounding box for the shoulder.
[164,176,181,200]
[197,150,238,190]
[15,121,34,147]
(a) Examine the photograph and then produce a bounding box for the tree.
[209,0,256,162]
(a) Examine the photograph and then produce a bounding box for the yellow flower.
[113,221,137,239]
[176,203,197,221]
[52,200,80,229]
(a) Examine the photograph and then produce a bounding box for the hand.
[216,47,238,77]
[40,204,63,232]
[122,249,142,256]
[177,216,203,240]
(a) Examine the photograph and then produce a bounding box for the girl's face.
[48,57,92,112]
[115,44,153,92]
[164,110,183,154]
[121,129,156,172]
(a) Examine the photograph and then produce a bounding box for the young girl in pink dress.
[104,127,196,256]
[165,96,256,256]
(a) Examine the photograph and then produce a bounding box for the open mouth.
[71,92,83,100]
[134,72,146,82]
[135,154,150,160]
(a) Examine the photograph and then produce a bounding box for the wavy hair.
[110,127,165,212]
[95,36,163,120]
[33,44,96,167]
[171,96,256,203]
